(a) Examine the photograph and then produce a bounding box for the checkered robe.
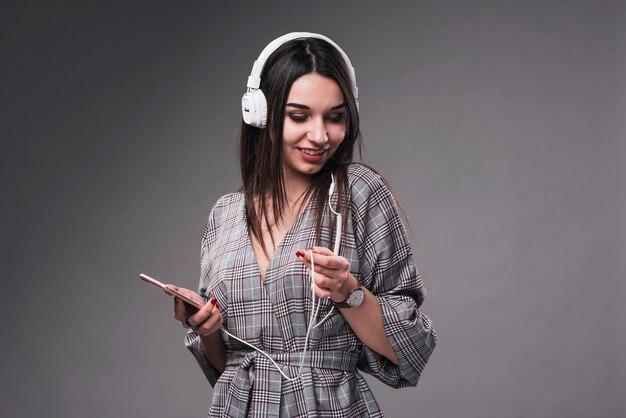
[185,164,437,417]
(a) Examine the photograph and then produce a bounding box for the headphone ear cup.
[241,89,268,128]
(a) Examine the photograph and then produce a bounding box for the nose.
[307,117,328,146]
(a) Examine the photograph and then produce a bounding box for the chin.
[301,164,325,175]
[284,160,327,179]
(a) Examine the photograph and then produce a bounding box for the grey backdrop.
[2,1,624,417]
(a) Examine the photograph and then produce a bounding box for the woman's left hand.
[296,247,356,301]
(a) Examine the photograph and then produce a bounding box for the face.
[281,72,347,181]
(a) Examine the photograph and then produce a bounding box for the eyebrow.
[286,102,347,110]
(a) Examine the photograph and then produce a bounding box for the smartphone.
[139,273,204,310]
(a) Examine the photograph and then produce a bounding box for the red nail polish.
[296,251,305,258]
[215,302,219,310]
[210,298,217,306]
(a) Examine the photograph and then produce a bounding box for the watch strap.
[332,300,352,308]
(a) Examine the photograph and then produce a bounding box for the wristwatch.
[332,285,365,308]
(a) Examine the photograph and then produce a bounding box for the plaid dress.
[185,164,437,417]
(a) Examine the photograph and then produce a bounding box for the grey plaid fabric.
[185,164,437,417]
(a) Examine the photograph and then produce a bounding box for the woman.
[170,32,437,417]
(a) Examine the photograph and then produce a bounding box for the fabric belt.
[223,350,359,417]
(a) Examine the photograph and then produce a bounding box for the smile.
[299,148,326,155]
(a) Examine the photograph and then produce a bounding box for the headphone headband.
[246,32,358,100]
[242,32,359,128]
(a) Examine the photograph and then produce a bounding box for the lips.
[298,148,327,163]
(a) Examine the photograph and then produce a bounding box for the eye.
[287,113,308,122]
[326,112,346,123]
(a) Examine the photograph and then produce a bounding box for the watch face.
[347,288,365,307]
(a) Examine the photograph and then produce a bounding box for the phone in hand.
[139,273,204,310]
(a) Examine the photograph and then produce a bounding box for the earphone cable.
[219,248,320,382]
[217,175,342,380]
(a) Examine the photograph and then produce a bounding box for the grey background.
[1,1,624,417]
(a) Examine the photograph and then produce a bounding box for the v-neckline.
[244,196,314,284]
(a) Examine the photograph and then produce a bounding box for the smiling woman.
[169,32,437,417]
[282,73,347,179]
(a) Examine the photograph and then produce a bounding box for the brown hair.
[239,37,362,256]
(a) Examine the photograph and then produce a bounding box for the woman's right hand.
[167,285,222,337]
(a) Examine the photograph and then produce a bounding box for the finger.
[175,307,192,330]
[163,284,176,296]
[299,251,349,271]
[318,255,350,270]
[174,298,193,322]
[310,263,345,279]
[165,284,189,297]
[297,250,331,269]
[173,297,188,321]
[301,255,349,287]
[312,283,332,299]
[296,248,334,261]
[313,273,344,293]
[308,246,334,256]
[195,309,222,336]
[181,317,192,329]
[165,286,206,308]
[188,297,217,327]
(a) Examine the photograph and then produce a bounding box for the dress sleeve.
[350,168,437,388]
[184,202,222,387]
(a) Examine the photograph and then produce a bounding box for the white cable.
[220,329,297,381]
[219,249,320,382]
[315,173,342,327]
[216,174,343,380]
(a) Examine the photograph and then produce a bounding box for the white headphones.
[241,32,359,129]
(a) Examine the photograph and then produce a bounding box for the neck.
[282,171,313,206]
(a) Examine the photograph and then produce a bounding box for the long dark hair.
[239,37,362,255]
